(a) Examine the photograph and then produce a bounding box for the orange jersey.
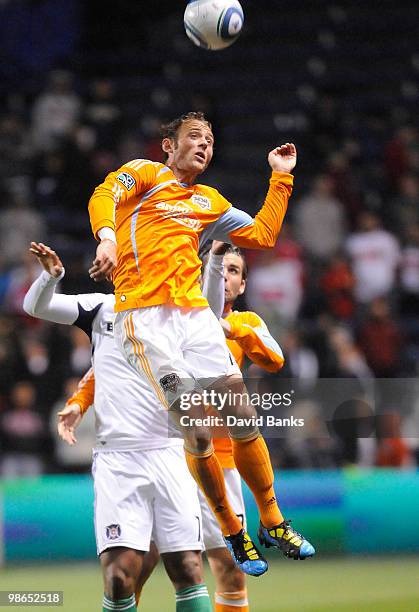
[214,310,285,468]
[88,160,293,311]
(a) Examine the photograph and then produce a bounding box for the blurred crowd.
[1,1,419,476]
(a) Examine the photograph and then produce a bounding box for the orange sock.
[215,590,249,611]
[184,447,242,536]
[231,434,284,528]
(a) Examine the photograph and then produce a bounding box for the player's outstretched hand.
[57,403,82,445]
[268,143,297,173]
[89,239,117,282]
[29,242,64,278]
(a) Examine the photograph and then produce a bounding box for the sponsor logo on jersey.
[116,171,136,191]
[192,194,211,210]
[106,321,113,332]
[106,524,121,539]
[160,373,181,393]
[156,202,202,231]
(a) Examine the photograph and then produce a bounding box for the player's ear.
[162,137,174,157]
[238,279,246,295]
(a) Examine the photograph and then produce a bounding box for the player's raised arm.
[201,241,230,319]
[204,143,296,250]
[57,367,95,445]
[23,242,80,324]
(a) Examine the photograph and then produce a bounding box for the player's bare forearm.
[89,239,117,282]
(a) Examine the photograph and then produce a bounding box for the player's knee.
[162,551,203,591]
[195,428,212,452]
[220,565,246,592]
[185,426,213,453]
[104,564,135,599]
[211,553,246,592]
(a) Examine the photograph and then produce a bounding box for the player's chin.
[192,157,208,172]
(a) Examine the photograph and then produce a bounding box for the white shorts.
[199,468,246,551]
[114,306,240,406]
[93,446,203,555]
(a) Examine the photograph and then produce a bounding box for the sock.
[102,593,136,611]
[176,584,212,611]
[215,590,249,611]
[185,447,242,536]
[232,434,284,528]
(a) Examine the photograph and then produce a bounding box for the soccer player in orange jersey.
[88,112,315,575]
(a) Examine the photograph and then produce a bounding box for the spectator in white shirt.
[346,211,400,304]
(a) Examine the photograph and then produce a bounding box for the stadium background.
[1,1,419,610]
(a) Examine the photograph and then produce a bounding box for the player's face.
[223,253,246,304]
[171,120,214,177]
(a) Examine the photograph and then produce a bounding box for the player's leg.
[101,547,143,611]
[207,549,248,612]
[212,377,315,560]
[185,309,315,561]
[200,468,249,611]
[162,550,212,611]
[93,450,154,610]
[150,445,212,609]
[134,542,160,606]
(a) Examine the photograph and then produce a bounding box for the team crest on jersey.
[192,194,211,210]
[160,373,181,393]
[106,524,121,540]
[116,172,136,191]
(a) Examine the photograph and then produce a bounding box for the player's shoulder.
[122,158,161,172]
[195,183,231,212]
[115,159,162,185]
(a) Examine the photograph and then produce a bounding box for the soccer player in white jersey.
[23,242,212,612]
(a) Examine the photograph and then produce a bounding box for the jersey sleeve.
[88,159,159,239]
[201,252,225,319]
[206,172,293,249]
[23,270,80,325]
[227,311,284,372]
[23,271,104,338]
[66,367,95,416]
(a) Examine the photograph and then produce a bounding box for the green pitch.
[1,557,419,611]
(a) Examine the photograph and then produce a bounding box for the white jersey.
[23,271,182,452]
[346,229,400,303]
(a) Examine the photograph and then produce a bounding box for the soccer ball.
[184,0,244,51]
